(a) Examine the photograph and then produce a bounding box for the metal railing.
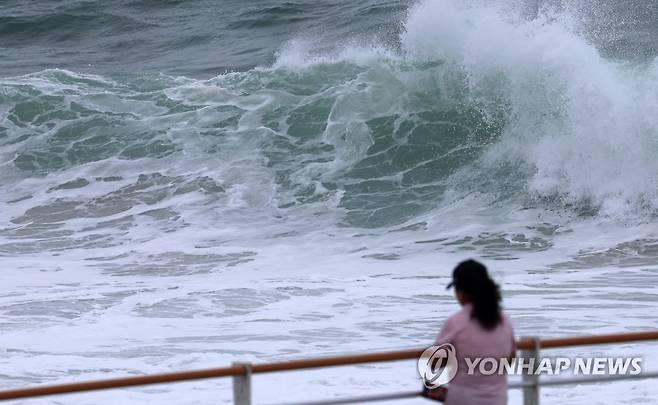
[1,331,657,404]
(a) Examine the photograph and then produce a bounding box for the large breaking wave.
[1,0,657,261]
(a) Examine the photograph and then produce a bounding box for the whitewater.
[1,0,657,403]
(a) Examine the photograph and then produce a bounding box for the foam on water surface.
[1,0,658,403]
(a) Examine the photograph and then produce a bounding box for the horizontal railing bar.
[508,381,535,389]
[520,330,658,350]
[1,330,657,401]
[251,349,423,374]
[506,371,658,389]
[270,372,658,405]
[271,371,658,405]
[252,331,658,374]
[0,365,246,401]
[534,371,658,387]
[268,391,421,405]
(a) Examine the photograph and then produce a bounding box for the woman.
[424,260,516,404]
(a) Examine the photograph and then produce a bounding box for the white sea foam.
[1,1,658,404]
[406,0,658,219]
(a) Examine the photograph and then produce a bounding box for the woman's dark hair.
[448,259,502,330]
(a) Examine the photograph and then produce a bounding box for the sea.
[1,0,657,404]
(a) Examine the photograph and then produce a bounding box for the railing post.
[521,337,540,405]
[232,362,252,405]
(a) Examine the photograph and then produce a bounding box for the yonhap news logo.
[417,345,643,386]
[417,344,459,388]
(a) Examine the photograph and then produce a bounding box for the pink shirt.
[435,304,516,405]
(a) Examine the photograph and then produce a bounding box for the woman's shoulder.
[436,306,471,343]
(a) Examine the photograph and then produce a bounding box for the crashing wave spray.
[400,0,658,219]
